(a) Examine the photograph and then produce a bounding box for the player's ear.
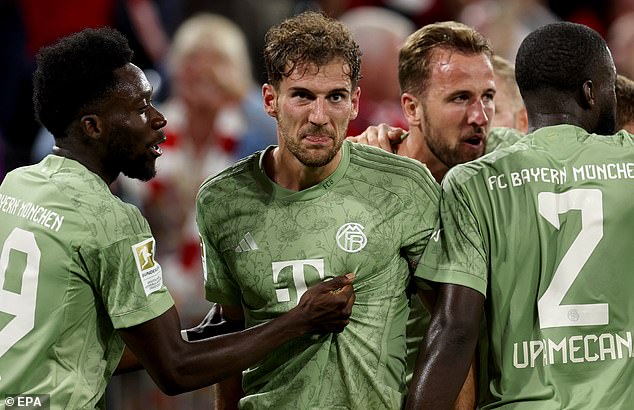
[581,79,595,109]
[349,86,361,121]
[80,114,104,140]
[402,93,422,126]
[263,84,278,118]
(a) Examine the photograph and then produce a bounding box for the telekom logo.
[272,259,325,304]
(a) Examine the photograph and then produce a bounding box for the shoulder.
[485,127,525,154]
[347,141,439,198]
[197,152,260,203]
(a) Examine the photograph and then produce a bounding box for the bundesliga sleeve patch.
[131,238,164,296]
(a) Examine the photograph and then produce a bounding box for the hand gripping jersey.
[417,125,634,409]
[197,140,439,409]
[0,155,174,409]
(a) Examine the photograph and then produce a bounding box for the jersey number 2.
[0,228,41,357]
[537,189,608,329]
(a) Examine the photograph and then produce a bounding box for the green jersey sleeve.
[415,169,488,295]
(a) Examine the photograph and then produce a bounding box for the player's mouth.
[149,133,167,157]
[303,134,333,145]
[462,133,485,149]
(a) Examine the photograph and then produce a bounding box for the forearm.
[453,360,477,410]
[406,317,476,408]
[406,284,483,409]
[121,306,310,395]
[119,274,354,395]
[175,308,309,388]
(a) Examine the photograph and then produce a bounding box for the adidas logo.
[235,232,259,252]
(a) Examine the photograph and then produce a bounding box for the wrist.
[277,306,310,339]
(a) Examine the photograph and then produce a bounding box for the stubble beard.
[278,118,344,168]
[108,130,157,182]
[422,110,485,169]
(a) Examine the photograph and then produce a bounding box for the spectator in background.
[608,12,634,81]
[485,54,528,154]
[339,6,415,136]
[490,54,528,133]
[128,13,277,325]
[459,0,559,62]
[616,73,634,133]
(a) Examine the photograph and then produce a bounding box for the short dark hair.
[515,22,610,98]
[32,27,134,138]
[398,21,492,96]
[263,11,361,89]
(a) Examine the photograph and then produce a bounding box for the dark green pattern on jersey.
[197,141,439,409]
[0,156,174,409]
[417,125,634,409]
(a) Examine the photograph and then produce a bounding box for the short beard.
[107,132,157,182]
[279,121,344,168]
[422,109,485,168]
[121,161,156,181]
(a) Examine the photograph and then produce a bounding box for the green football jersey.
[402,127,527,387]
[485,127,525,154]
[197,141,439,409]
[417,125,634,409]
[0,155,174,409]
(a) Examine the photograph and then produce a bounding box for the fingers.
[319,272,355,292]
[384,126,407,143]
[297,273,356,334]
[348,124,407,153]
[341,284,355,316]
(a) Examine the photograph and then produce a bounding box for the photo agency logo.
[3,394,50,409]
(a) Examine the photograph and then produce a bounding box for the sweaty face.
[419,50,495,169]
[264,60,359,169]
[103,64,167,181]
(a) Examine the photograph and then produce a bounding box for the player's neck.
[51,144,118,185]
[400,133,445,183]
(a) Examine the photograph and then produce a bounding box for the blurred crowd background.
[2,0,634,408]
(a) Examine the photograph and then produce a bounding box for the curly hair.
[263,11,361,89]
[398,21,492,97]
[515,22,610,98]
[32,27,134,138]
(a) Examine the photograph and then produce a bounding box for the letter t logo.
[271,259,325,305]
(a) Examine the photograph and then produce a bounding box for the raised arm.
[406,283,484,410]
[118,273,355,395]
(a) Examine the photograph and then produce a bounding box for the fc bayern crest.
[336,223,367,253]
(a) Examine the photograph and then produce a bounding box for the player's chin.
[123,159,157,181]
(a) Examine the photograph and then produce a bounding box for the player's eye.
[329,93,347,103]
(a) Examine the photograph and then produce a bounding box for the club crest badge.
[336,223,367,253]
